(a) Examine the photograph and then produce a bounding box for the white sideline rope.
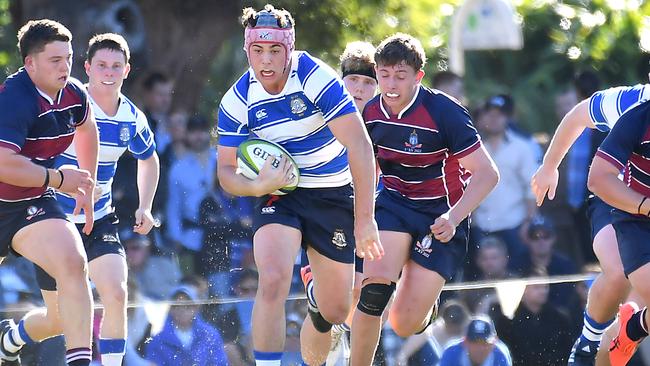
[0,273,596,313]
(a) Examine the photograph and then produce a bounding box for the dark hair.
[574,70,601,100]
[87,33,130,63]
[17,19,72,61]
[375,33,426,71]
[142,72,171,91]
[432,71,461,88]
[241,4,294,29]
[340,41,376,80]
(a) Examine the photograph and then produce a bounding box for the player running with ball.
[216,4,382,366]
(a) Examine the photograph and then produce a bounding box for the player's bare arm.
[329,111,383,260]
[532,99,593,205]
[217,145,293,197]
[431,145,499,243]
[134,151,160,234]
[72,106,99,233]
[588,156,650,215]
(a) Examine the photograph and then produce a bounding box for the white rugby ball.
[236,138,300,195]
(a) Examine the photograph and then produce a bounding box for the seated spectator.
[509,215,579,312]
[145,284,229,365]
[462,236,514,313]
[439,316,512,366]
[124,230,181,300]
[490,268,574,366]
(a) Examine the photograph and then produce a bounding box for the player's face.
[25,41,72,96]
[249,43,290,94]
[85,49,130,93]
[376,61,424,114]
[343,74,377,112]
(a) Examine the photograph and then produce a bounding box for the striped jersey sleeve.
[217,72,251,147]
[589,84,650,132]
[298,52,357,122]
[128,103,156,159]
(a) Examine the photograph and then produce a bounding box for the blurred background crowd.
[1,0,650,365]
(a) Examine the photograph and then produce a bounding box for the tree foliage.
[0,0,647,133]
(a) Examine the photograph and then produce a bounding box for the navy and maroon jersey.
[363,85,481,210]
[596,99,650,198]
[0,68,89,202]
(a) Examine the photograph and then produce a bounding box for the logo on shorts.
[102,234,118,243]
[290,96,307,116]
[25,206,45,221]
[404,129,423,153]
[414,234,433,257]
[261,206,276,214]
[331,229,347,248]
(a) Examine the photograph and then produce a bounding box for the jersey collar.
[379,85,421,120]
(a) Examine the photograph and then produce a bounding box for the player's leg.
[11,219,93,365]
[570,224,629,365]
[88,253,127,366]
[608,216,650,365]
[389,217,468,337]
[300,247,355,365]
[0,289,62,362]
[388,260,445,336]
[350,231,410,366]
[251,223,302,366]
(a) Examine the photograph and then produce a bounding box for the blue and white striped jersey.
[56,91,156,223]
[217,51,358,188]
[589,84,650,131]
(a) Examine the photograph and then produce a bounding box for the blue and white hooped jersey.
[589,84,650,132]
[56,91,156,223]
[217,51,358,188]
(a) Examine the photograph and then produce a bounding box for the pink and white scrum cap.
[243,11,295,65]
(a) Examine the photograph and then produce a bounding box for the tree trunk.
[12,0,239,113]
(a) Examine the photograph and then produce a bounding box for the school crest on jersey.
[404,129,423,153]
[331,229,347,248]
[290,95,307,116]
[118,123,131,146]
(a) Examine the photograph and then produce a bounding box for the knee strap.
[308,308,333,333]
[357,279,396,317]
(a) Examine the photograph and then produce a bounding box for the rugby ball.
[236,138,300,195]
